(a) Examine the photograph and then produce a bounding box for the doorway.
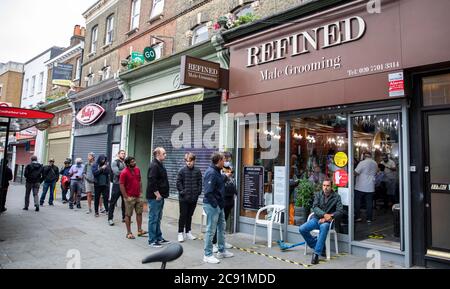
[424,111,450,254]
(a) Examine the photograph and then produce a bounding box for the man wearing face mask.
[92,154,110,217]
[69,158,84,209]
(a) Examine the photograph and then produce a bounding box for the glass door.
[351,112,402,249]
[424,111,450,253]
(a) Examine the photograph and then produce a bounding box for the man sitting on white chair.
[299,179,343,265]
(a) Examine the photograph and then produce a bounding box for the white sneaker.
[225,242,233,249]
[86,208,92,214]
[203,255,220,264]
[178,233,184,242]
[108,219,114,226]
[186,231,197,240]
[213,244,219,253]
[216,250,234,259]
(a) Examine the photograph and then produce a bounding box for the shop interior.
[239,112,402,248]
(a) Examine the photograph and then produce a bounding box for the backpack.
[61,175,70,189]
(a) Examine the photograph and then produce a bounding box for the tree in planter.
[294,178,316,225]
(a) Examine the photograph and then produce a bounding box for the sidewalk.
[0,184,402,269]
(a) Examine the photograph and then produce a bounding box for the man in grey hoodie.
[108,150,126,225]
[23,156,43,211]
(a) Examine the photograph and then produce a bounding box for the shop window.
[352,113,401,248]
[288,114,348,233]
[191,24,208,46]
[239,120,286,219]
[423,73,450,106]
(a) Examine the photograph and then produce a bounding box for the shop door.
[424,111,450,254]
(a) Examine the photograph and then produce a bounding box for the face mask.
[224,161,232,168]
[77,162,82,166]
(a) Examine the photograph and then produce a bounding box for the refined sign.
[180,55,221,90]
[333,170,348,187]
[76,103,105,126]
[144,47,156,62]
[247,16,366,67]
[0,107,54,119]
[389,72,405,97]
[243,166,264,210]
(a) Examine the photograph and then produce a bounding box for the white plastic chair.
[303,212,338,260]
[252,204,285,248]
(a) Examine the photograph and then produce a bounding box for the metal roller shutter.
[48,138,71,169]
[153,97,220,195]
[72,134,108,163]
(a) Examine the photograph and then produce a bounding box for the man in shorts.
[120,156,147,239]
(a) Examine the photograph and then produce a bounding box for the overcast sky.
[0,0,98,63]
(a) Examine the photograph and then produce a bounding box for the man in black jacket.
[23,156,43,211]
[299,179,343,264]
[39,158,59,206]
[147,147,170,248]
[202,152,234,264]
[0,159,13,213]
[176,152,202,242]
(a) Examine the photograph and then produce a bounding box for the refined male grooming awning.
[116,87,204,116]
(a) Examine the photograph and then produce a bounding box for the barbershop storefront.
[224,0,450,267]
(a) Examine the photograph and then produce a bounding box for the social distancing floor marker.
[197,235,347,268]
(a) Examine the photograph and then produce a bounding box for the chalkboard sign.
[243,166,264,210]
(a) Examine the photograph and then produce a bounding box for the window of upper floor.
[234,3,254,18]
[130,0,141,30]
[91,25,98,53]
[105,14,114,45]
[75,57,81,80]
[30,75,36,96]
[150,0,164,21]
[24,79,29,98]
[191,24,209,46]
[37,72,44,94]
[0,84,3,97]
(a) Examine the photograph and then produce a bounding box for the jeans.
[213,205,232,244]
[69,180,82,206]
[203,203,226,257]
[178,200,197,233]
[299,216,330,255]
[148,198,165,244]
[40,181,56,205]
[94,185,109,214]
[108,184,125,221]
[354,190,374,221]
[25,182,40,208]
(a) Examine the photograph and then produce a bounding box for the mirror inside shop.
[240,112,402,248]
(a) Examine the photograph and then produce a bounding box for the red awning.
[0,107,55,132]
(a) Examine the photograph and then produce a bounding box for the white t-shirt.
[355,158,378,193]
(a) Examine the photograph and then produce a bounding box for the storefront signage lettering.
[76,103,105,126]
[431,184,448,191]
[247,16,366,67]
[180,55,227,90]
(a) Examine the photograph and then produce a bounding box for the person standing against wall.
[147,147,171,248]
[176,152,202,242]
[92,154,110,217]
[109,150,126,225]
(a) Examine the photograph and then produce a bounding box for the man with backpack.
[39,158,59,206]
[23,156,43,211]
[108,150,126,226]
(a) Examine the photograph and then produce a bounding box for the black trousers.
[94,185,109,214]
[0,187,8,210]
[108,184,125,221]
[178,200,197,233]
[213,205,233,244]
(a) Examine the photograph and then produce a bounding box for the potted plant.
[294,178,316,225]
